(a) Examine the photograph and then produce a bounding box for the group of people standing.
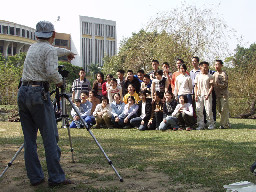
[71,57,230,131]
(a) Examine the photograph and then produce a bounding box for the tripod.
[1,66,123,182]
[59,89,123,182]
[53,66,123,182]
[52,74,75,163]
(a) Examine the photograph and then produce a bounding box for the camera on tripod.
[58,65,69,78]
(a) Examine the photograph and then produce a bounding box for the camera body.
[58,65,69,78]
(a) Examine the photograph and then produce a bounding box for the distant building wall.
[80,16,116,72]
[0,20,36,57]
[0,20,71,62]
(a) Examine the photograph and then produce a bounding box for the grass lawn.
[0,118,256,191]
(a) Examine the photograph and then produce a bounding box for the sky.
[1,0,255,54]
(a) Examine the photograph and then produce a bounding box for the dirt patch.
[0,144,211,192]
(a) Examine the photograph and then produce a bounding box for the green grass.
[1,118,256,191]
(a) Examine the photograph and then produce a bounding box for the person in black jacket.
[123,70,141,94]
[130,91,152,131]
[159,91,178,131]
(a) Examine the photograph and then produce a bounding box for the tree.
[103,3,236,75]
[146,3,236,63]
[0,53,24,104]
[102,30,193,74]
[227,44,256,118]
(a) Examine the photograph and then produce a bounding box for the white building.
[0,16,117,71]
[0,20,36,57]
[79,16,117,72]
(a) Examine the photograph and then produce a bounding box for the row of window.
[82,22,116,38]
[81,37,116,70]
[0,24,35,40]
[54,39,69,47]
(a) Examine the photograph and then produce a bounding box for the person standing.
[71,69,91,102]
[18,21,74,187]
[194,61,215,130]
[149,59,160,80]
[213,60,230,129]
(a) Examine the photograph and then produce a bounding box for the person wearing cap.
[18,21,75,187]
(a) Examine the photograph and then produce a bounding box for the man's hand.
[124,117,129,124]
[67,53,76,61]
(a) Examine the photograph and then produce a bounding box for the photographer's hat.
[35,21,55,38]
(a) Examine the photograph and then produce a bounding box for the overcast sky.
[1,0,255,53]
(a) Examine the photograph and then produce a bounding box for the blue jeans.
[118,114,137,127]
[159,116,179,130]
[18,85,65,185]
[70,116,95,128]
[130,117,148,131]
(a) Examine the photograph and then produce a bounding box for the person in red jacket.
[102,74,113,97]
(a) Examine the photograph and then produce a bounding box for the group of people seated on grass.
[70,57,230,131]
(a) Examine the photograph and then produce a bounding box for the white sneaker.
[196,126,204,130]
[208,125,215,130]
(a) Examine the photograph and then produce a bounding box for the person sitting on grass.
[123,83,140,104]
[171,95,196,131]
[111,93,125,128]
[87,90,100,114]
[70,99,84,129]
[130,90,152,131]
[70,91,94,128]
[148,91,164,130]
[116,96,139,128]
[159,91,178,131]
[93,96,112,128]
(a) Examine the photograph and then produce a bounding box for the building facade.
[80,16,116,72]
[0,20,71,62]
[0,20,36,57]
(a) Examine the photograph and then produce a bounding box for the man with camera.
[18,21,75,187]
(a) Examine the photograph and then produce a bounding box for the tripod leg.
[63,94,123,182]
[66,124,75,163]
[0,144,24,178]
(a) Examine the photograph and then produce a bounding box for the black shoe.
[251,161,256,173]
[48,179,73,187]
[31,179,45,186]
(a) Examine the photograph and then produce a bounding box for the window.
[95,23,104,37]
[82,22,92,35]
[22,29,25,37]
[3,26,8,34]
[27,30,30,38]
[8,47,12,55]
[16,28,20,36]
[55,39,68,47]
[106,25,115,38]
[13,47,16,55]
[0,46,3,54]
[10,27,14,35]
[0,25,2,34]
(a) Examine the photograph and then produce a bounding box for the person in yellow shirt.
[123,84,140,104]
